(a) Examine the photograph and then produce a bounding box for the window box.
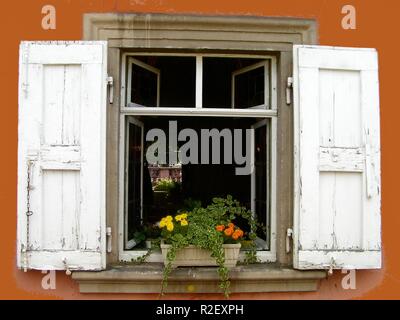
[160,243,241,268]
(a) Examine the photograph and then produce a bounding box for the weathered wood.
[17,41,108,270]
[293,45,381,270]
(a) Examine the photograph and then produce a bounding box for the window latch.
[106,227,112,253]
[286,76,293,105]
[107,76,114,104]
[286,228,293,253]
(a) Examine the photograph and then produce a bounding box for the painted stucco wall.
[1,0,398,299]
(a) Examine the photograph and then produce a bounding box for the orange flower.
[224,227,234,236]
[215,225,225,232]
[232,229,243,240]
[228,223,234,229]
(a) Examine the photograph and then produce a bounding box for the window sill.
[72,263,327,294]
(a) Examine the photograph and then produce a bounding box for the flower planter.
[160,243,241,268]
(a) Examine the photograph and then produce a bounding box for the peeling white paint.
[293,45,381,270]
[17,41,107,271]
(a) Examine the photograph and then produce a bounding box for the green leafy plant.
[159,195,258,298]
[130,237,161,263]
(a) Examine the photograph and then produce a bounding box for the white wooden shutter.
[293,45,381,270]
[17,41,107,271]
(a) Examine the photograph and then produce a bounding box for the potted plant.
[158,195,258,297]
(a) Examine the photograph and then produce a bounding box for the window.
[119,53,277,262]
[127,58,160,107]
[122,54,275,111]
[232,61,270,109]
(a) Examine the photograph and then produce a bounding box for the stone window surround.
[72,12,326,294]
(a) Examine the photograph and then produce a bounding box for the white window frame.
[126,57,160,108]
[232,60,270,109]
[251,119,276,254]
[119,52,277,263]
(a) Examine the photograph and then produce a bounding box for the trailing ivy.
[160,195,258,298]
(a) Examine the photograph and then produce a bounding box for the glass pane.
[235,66,265,109]
[130,63,158,107]
[203,57,266,109]
[126,122,142,247]
[128,56,196,108]
[254,124,268,247]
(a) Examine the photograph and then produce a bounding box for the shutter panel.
[17,41,107,271]
[293,45,381,270]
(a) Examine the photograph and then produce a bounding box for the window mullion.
[196,55,203,108]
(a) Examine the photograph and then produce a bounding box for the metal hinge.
[328,257,336,275]
[107,76,114,104]
[286,228,293,253]
[286,76,293,105]
[106,227,112,253]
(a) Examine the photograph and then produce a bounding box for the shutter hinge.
[106,227,112,253]
[107,76,114,104]
[328,257,336,275]
[62,257,72,276]
[286,76,293,105]
[286,228,293,253]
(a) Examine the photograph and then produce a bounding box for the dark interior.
[131,56,196,108]
[126,116,269,249]
[202,57,265,108]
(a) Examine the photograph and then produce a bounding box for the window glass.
[202,57,268,109]
[234,66,265,109]
[254,123,268,248]
[126,120,143,247]
[127,56,196,108]
[130,63,158,107]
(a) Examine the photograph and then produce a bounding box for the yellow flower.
[159,219,166,228]
[180,213,188,219]
[175,213,188,222]
[180,219,188,226]
[160,215,173,228]
[166,222,174,232]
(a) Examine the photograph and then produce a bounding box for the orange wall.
[1,0,399,300]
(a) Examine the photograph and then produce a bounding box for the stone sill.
[72,263,327,294]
